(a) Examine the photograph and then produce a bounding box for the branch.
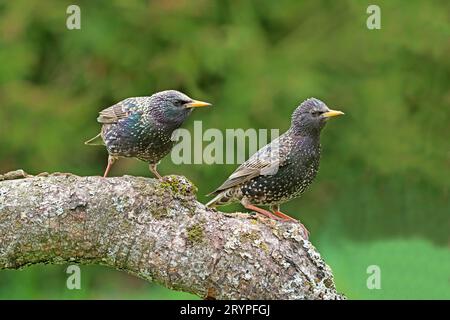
[0,169,345,300]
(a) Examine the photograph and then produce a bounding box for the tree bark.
[0,169,345,300]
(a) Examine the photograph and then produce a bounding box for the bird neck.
[150,107,192,132]
[288,128,321,160]
[289,124,321,142]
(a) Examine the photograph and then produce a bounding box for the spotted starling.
[85,90,211,178]
[206,98,343,235]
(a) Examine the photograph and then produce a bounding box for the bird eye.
[312,111,322,116]
[176,99,186,106]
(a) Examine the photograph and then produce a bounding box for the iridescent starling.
[85,90,211,178]
[206,98,343,235]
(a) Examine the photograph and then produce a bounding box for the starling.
[206,98,343,236]
[85,90,211,178]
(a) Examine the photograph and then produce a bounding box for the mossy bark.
[0,170,345,300]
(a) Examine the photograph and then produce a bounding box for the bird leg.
[103,156,117,177]
[271,205,310,239]
[270,205,297,222]
[243,203,282,221]
[149,163,162,179]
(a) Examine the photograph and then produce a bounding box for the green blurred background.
[0,0,449,299]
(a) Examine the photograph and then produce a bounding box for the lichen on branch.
[0,170,345,300]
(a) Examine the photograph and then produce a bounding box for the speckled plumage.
[101,96,184,163]
[86,90,211,177]
[207,98,344,225]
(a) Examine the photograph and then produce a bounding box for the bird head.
[291,98,344,135]
[150,90,211,127]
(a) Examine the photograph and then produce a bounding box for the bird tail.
[84,133,105,146]
[205,190,234,208]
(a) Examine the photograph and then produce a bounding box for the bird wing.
[211,135,290,194]
[97,98,142,124]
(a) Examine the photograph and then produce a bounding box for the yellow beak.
[186,100,212,108]
[322,109,344,118]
